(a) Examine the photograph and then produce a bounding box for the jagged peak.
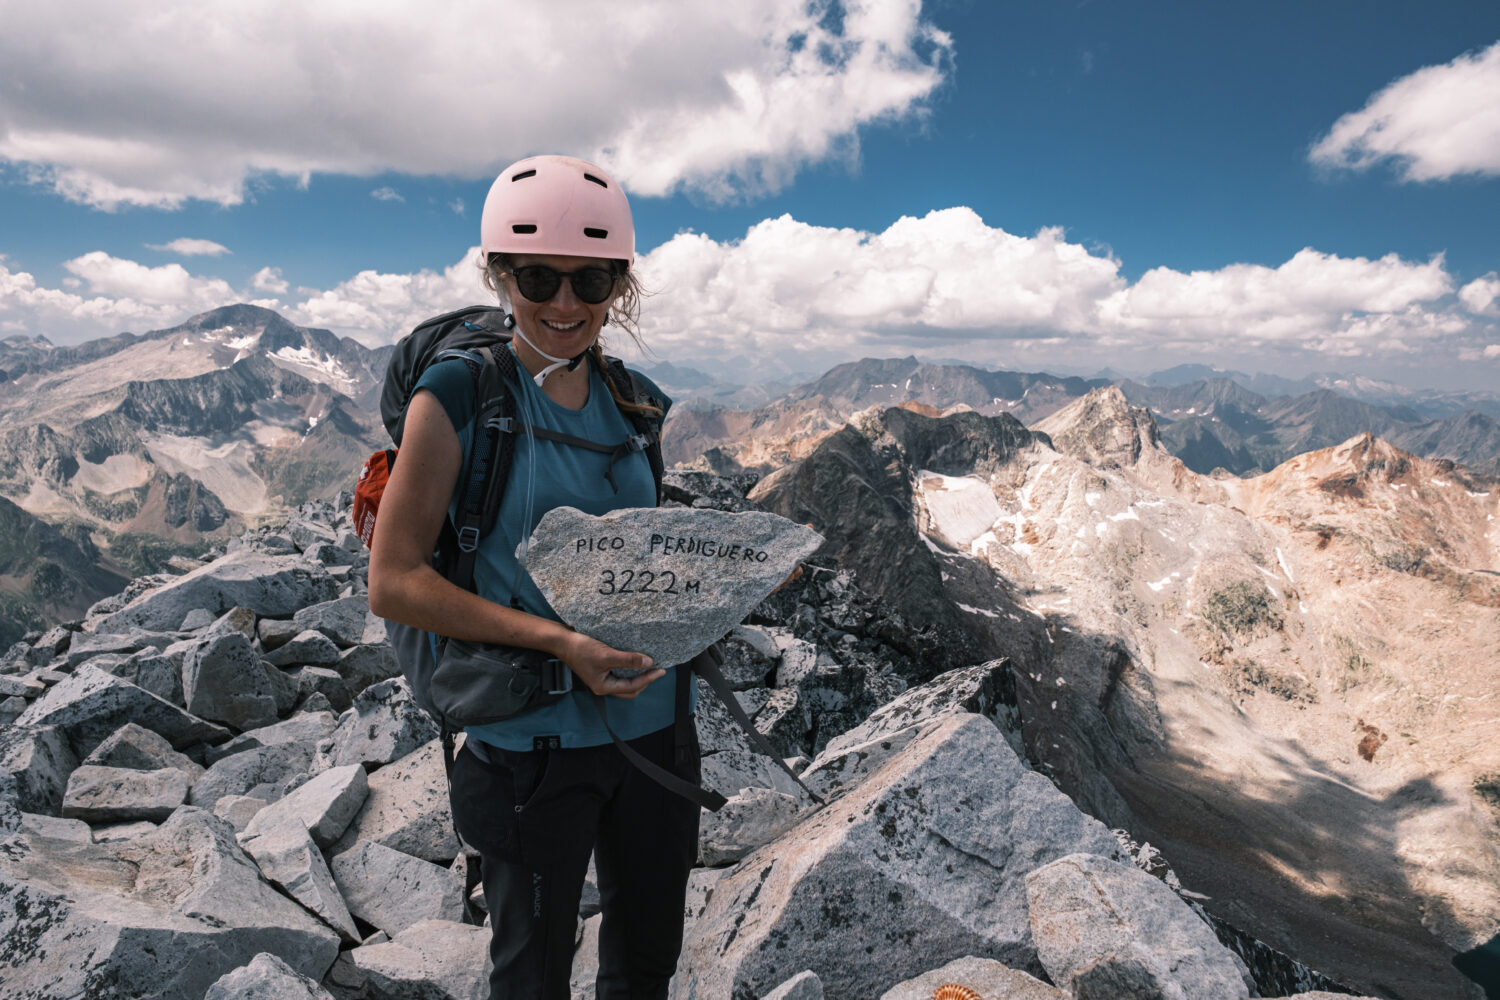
[1251,432,1476,498]
[1032,385,1161,469]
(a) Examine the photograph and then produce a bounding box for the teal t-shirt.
[412,350,692,750]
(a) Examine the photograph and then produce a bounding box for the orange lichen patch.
[899,400,942,418]
[1021,523,1040,546]
[1356,718,1388,762]
[934,986,983,1000]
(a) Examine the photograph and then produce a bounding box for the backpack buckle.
[485,416,516,434]
[542,658,573,696]
[456,526,481,552]
[625,432,650,453]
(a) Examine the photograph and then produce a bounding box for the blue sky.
[2,1,1498,390]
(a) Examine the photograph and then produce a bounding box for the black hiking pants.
[449,722,701,1000]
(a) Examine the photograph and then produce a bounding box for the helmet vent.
[512,224,538,234]
[511,169,537,182]
[584,227,608,239]
[582,173,608,189]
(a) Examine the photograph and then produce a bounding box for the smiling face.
[500,253,619,376]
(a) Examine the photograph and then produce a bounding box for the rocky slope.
[751,387,1499,999]
[0,494,129,646]
[0,479,1393,1000]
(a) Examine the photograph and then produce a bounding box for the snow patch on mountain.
[917,470,1003,549]
[270,345,356,389]
[142,433,269,514]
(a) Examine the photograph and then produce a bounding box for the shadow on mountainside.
[1110,740,1477,1000]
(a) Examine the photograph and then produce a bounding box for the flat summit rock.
[525,506,823,669]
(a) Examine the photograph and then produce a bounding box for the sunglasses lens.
[514,266,561,302]
[511,265,616,304]
[571,268,616,304]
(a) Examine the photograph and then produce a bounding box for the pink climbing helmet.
[480,155,635,265]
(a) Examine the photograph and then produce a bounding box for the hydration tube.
[508,342,541,603]
[508,315,586,388]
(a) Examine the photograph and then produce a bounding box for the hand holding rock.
[557,631,662,699]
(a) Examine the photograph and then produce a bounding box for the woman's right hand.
[555,630,664,699]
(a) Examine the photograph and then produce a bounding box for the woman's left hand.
[554,630,665,699]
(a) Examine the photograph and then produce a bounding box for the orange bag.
[353,448,397,548]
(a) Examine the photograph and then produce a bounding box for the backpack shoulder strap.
[383,305,511,445]
[447,345,519,591]
[601,358,666,505]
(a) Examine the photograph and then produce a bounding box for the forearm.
[369,562,573,657]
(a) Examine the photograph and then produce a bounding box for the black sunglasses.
[510,264,618,305]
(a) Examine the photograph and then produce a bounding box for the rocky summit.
[0,404,1490,998]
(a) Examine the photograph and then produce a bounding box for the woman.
[368,154,697,999]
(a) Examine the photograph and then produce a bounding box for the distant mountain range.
[0,302,1496,645]
[662,355,1500,478]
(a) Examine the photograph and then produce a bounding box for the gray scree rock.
[62,764,190,823]
[672,713,1120,1000]
[1025,852,1250,1000]
[189,740,318,807]
[205,712,338,766]
[525,506,822,668]
[96,549,339,633]
[0,724,78,814]
[239,763,369,848]
[321,677,439,771]
[182,632,281,732]
[698,786,808,866]
[330,738,458,862]
[293,595,369,647]
[241,817,361,944]
[330,841,465,937]
[83,721,204,778]
[204,952,337,1000]
[0,770,19,833]
[0,807,339,1000]
[16,665,230,756]
[214,794,268,833]
[19,812,93,843]
[348,918,491,1000]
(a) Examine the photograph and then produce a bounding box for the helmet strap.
[509,318,590,388]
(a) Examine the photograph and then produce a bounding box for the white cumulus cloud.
[0,256,238,338]
[145,238,231,257]
[634,208,1122,362]
[1098,248,1456,354]
[371,187,404,203]
[0,0,951,210]
[2,213,1494,382]
[289,252,491,347]
[1310,40,1500,181]
[1459,272,1500,316]
[63,252,236,307]
[252,266,289,296]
